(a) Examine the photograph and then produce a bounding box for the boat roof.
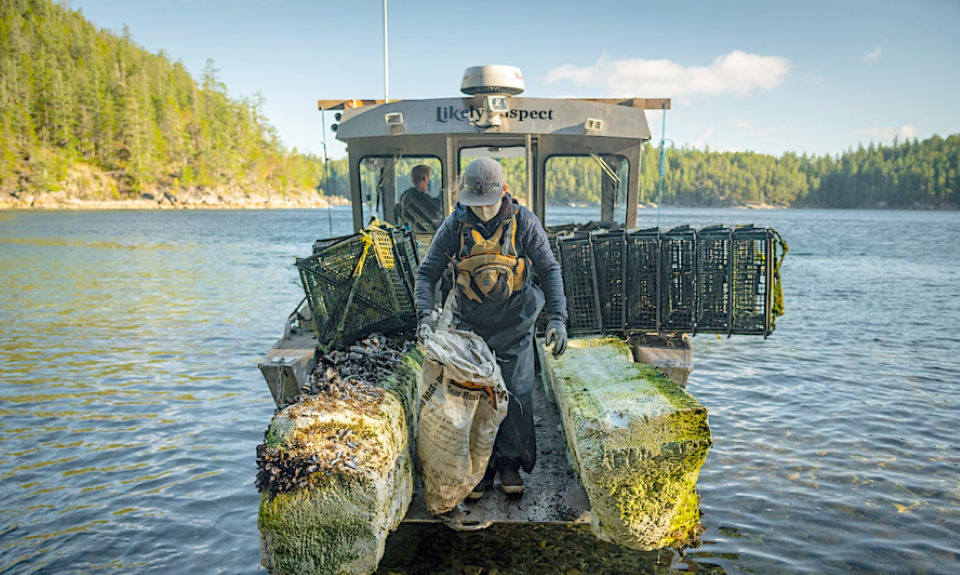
[321,96,669,141]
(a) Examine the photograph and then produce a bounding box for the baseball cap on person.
[458,158,506,206]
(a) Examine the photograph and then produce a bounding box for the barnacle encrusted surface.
[548,337,712,550]
[257,347,422,575]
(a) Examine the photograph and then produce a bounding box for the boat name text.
[436,106,554,123]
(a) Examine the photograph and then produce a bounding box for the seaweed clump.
[255,332,415,499]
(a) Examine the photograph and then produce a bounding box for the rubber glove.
[545,320,568,357]
[417,313,436,341]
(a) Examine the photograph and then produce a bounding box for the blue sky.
[69,0,960,160]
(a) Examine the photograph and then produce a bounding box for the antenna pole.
[320,106,333,235]
[383,0,389,101]
[656,104,667,228]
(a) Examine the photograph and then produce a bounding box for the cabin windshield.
[458,146,529,209]
[360,156,443,233]
[544,154,630,228]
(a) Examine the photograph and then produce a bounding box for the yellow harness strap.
[456,213,527,303]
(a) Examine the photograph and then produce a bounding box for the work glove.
[417,313,436,342]
[545,320,568,358]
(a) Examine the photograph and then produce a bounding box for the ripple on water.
[3,208,960,574]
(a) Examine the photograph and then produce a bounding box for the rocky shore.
[0,188,348,210]
[0,163,350,210]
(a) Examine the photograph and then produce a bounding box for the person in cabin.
[396,164,441,233]
[415,157,568,498]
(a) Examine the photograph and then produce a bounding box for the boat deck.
[403,355,591,528]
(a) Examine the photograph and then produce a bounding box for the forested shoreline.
[637,135,958,209]
[1,0,957,210]
[1,0,327,209]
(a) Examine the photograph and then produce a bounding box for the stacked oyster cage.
[297,219,780,349]
[296,219,420,351]
[541,225,779,337]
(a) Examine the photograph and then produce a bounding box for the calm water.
[1,207,958,574]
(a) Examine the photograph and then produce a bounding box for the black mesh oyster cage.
[729,225,775,336]
[694,225,733,333]
[692,225,776,335]
[624,227,660,332]
[592,231,627,333]
[658,226,696,333]
[555,234,603,335]
[296,218,420,351]
[539,224,782,338]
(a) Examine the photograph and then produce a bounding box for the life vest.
[455,208,528,303]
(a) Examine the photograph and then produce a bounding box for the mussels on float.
[255,333,414,498]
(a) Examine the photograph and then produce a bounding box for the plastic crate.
[556,235,603,335]
[390,227,421,310]
[624,228,660,332]
[297,220,417,351]
[592,231,628,333]
[730,226,773,336]
[695,226,733,334]
[367,225,417,319]
[659,226,696,333]
[313,233,355,254]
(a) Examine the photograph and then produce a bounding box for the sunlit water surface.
[1,207,958,574]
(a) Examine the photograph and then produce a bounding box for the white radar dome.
[460,65,525,96]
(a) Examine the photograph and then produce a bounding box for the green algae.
[592,441,711,549]
[258,486,371,575]
[380,349,424,454]
[771,230,789,331]
[547,337,712,551]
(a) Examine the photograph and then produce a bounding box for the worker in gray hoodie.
[415,157,567,498]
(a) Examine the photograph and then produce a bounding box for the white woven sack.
[417,325,508,515]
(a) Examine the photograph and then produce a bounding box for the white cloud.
[545,51,791,97]
[863,46,882,64]
[901,124,916,140]
[704,127,715,138]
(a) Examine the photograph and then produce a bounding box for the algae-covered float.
[256,66,785,575]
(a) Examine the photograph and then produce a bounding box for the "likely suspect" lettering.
[435,106,554,123]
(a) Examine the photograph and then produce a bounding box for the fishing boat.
[255,66,784,575]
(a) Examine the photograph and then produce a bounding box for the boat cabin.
[320,65,670,238]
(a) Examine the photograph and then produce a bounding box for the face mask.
[471,199,502,222]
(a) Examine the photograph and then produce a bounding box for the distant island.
[1,0,956,211]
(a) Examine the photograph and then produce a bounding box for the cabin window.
[543,155,630,229]
[360,156,442,233]
[459,146,528,208]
